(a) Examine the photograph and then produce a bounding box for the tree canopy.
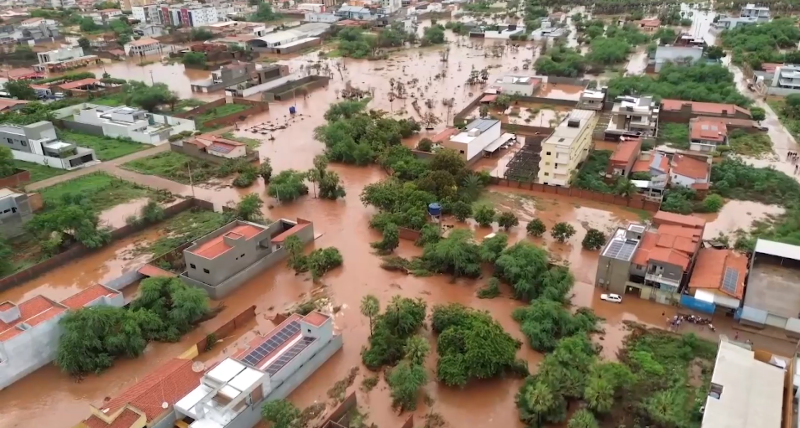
[512,298,599,352]
[721,18,800,68]
[362,296,427,369]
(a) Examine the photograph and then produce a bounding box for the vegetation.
[251,2,280,21]
[535,45,586,77]
[123,152,246,184]
[361,296,427,370]
[283,235,342,280]
[12,160,67,183]
[659,123,690,149]
[721,19,800,68]
[497,211,519,230]
[38,172,152,213]
[770,96,800,140]
[194,103,249,125]
[231,193,265,223]
[372,222,400,254]
[551,222,576,243]
[727,129,773,157]
[452,201,472,221]
[261,399,301,428]
[59,130,147,160]
[527,218,547,237]
[140,209,229,257]
[606,63,752,107]
[477,277,502,299]
[474,204,496,227]
[182,51,207,67]
[422,24,446,46]
[479,232,508,263]
[5,80,36,100]
[582,228,606,250]
[268,169,309,203]
[56,277,209,376]
[432,303,525,387]
[387,336,429,411]
[573,150,613,193]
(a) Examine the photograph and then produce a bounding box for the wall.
[60,119,105,136]
[595,253,631,295]
[102,269,145,291]
[490,177,661,212]
[766,86,800,96]
[0,311,64,390]
[266,75,331,101]
[194,305,256,352]
[0,198,212,292]
[0,169,30,188]
[12,150,73,170]
[170,141,258,164]
[175,97,270,128]
[398,227,421,241]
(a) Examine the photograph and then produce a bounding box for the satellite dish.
[162,402,169,409]
[192,361,206,373]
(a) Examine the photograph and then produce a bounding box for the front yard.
[59,130,149,160]
[39,172,156,211]
[122,151,233,184]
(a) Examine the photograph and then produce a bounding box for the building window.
[203,268,210,274]
[190,263,196,269]
[545,162,550,166]
[459,150,464,154]
[544,172,549,176]
[241,253,245,258]
[307,328,311,333]
[20,141,26,147]
[546,151,551,155]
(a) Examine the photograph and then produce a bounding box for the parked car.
[600,293,622,303]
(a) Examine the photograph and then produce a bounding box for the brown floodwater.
[5,30,795,428]
[699,200,785,240]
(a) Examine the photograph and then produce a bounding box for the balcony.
[645,272,681,288]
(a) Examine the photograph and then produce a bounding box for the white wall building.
[124,37,162,56]
[441,118,502,162]
[37,46,84,65]
[0,121,98,170]
[132,4,163,24]
[50,0,76,8]
[493,75,541,96]
[166,3,220,27]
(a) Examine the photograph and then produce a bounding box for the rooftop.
[234,312,328,369]
[601,226,642,261]
[60,284,118,309]
[0,296,65,342]
[495,75,541,86]
[653,210,707,229]
[544,109,596,147]
[189,222,266,260]
[689,249,748,299]
[431,127,459,143]
[632,223,702,270]
[702,340,784,428]
[58,78,100,90]
[691,118,728,142]
[609,138,642,166]
[660,99,751,118]
[450,119,500,144]
[5,67,42,80]
[632,151,670,175]
[754,238,800,262]
[0,98,29,111]
[129,37,159,46]
[270,222,311,244]
[84,358,203,428]
[672,154,710,180]
[638,18,661,27]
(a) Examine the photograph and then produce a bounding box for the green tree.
[527,218,546,237]
[512,298,599,352]
[232,193,264,222]
[430,148,467,176]
[182,51,207,67]
[404,335,430,365]
[416,229,482,278]
[77,37,91,50]
[750,106,766,121]
[494,242,552,301]
[0,146,16,177]
[702,194,724,212]
[422,24,445,45]
[5,80,36,100]
[252,2,278,21]
[261,399,301,428]
[387,360,427,411]
[415,223,441,247]
[417,138,433,152]
[587,37,631,65]
[284,235,307,273]
[268,169,309,203]
[473,204,496,227]
[79,17,100,31]
[125,81,178,112]
[258,158,273,182]
[518,380,561,427]
[129,277,210,341]
[306,247,343,280]
[26,193,112,249]
[0,239,13,277]
[360,294,380,337]
[362,296,427,369]
[614,177,638,198]
[497,211,519,230]
[372,222,400,254]
[139,200,164,224]
[477,277,501,299]
[551,222,576,243]
[318,170,346,200]
[705,45,726,60]
[582,228,606,250]
[451,200,472,222]
[479,232,508,263]
[568,409,599,428]
[584,377,614,413]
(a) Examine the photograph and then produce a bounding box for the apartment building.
[132,4,163,24]
[51,103,196,145]
[689,118,728,152]
[0,121,98,170]
[577,89,605,110]
[537,109,597,186]
[596,212,705,304]
[605,95,659,140]
[173,312,343,428]
[740,3,771,21]
[0,285,123,390]
[161,3,220,27]
[440,118,502,163]
[124,37,162,56]
[33,46,100,72]
[181,219,315,298]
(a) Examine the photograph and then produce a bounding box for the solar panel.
[266,336,315,375]
[240,321,301,366]
[603,239,637,261]
[721,268,739,294]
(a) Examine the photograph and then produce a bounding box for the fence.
[0,197,214,292]
[491,178,661,212]
[0,169,30,189]
[175,97,270,129]
[194,305,257,353]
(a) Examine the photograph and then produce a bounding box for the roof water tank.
[428,202,442,216]
[467,128,480,136]
[289,106,297,114]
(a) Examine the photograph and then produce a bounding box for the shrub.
[451,201,472,222]
[473,204,496,227]
[417,138,433,152]
[477,277,501,299]
[702,194,725,213]
[527,218,546,237]
[497,211,519,230]
[551,222,576,242]
[582,228,606,250]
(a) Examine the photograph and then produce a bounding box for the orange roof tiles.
[432,127,459,143]
[60,284,117,309]
[660,99,751,118]
[761,63,782,73]
[304,311,329,327]
[653,211,707,229]
[689,248,748,299]
[129,37,159,47]
[0,296,64,342]
[0,302,13,311]
[191,134,245,148]
[84,409,143,428]
[0,98,29,111]
[610,138,642,166]
[631,223,702,271]
[672,154,710,180]
[190,223,265,259]
[691,119,727,142]
[271,223,311,244]
[89,358,202,425]
[5,67,42,80]
[58,78,99,90]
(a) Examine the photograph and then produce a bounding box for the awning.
[740,305,768,325]
[483,133,515,153]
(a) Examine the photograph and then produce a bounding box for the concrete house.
[33,46,100,73]
[441,118,502,163]
[606,137,641,178]
[538,109,597,186]
[739,239,800,335]
[124,37,163,56]
[596,212,705,304]
[688,248,748,314]
[714,3,770,29]
[690,118,728,152]
[0,285,123,390]
[577,89,605,111]
[630,151,670,201]
[0,188,38,238]
[181,219,315,299]
[493,75,541,96]
[0,121,98,170]
[173,133,254,164]
[671,154,711,190]
[605,95,659,140]
[52,103,196,145]
[767,64,800,96]
[191,62,287,93]
[173,311,343,428]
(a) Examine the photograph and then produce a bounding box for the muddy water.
[699,200,785,239]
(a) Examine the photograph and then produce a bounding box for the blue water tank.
[289,106,297,114]
[428,202,442,217]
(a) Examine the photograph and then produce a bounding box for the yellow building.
[537,109,598,186]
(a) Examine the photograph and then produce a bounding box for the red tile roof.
[60,284,118,309]
[631,223,702,271]
[610,138,642,166]
[303,311,329,327]
[0,98,29,112]
[672,154,710,180]
[87,358,202,426]
[5,67,42,80]
[84,408,142,428]
[0,296,64,342]
[632,153,670,174]
[691,118,727,142]
[129,37,159,47]
[689,248,748,299]
[660,99,751,118]
[481,94,497,103]
[431,127,459,143]
[189,223,265,259]
[271,222,311,244]
[653,211,706,229]
[58,78,100,90]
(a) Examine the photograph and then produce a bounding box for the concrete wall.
[102,269,145,291]
[60,119,105,136]
[766,86,800,96]
[264,75,330,101]
[0,311,64,390]
[11,150,91,170]
[170,141,258,164]
[596,254,632,295]
[0,169,30,189]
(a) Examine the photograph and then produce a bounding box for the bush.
[497,211,519,230]
[702,194,725,213]
[362,296,427,369]
[479,232,508,263]
[267,169,308,202]
[306,247,343,280]
[582,228,606,250]
[372,223,400,254]
[473,204,496,227]
[551,222,576,243]
[417,138,433,152]
[527,218,546,237]
[477,277,501,299]
[259,158,273,182]
[451,201,472,221]
[140,200,165,224]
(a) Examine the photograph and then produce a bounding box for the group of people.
[663,313,715,332]
[789,151,800,174]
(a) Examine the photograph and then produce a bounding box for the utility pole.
[149,70,155,85]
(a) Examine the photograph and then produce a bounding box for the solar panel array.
[241,320,301,367]
[266,336,316,375]
[721,267,739,295]
[604,239,637,261]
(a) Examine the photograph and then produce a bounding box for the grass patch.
[768,98,800,140]
[122,151,230,184]
[91,93,127,107]
[140,209,230,256]
[39,172,153,211]
[728,129,773,157]
[222,132,261,149]
[659,123,690,149]
[59,130,148,160]
[164,99,208,114]
[195,103,250,125]
[573,150,613,193]
[13,160,68,183]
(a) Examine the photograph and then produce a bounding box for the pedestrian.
[734,331,739,341]
[795,164,798,175]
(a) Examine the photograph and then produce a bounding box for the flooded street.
[699,200,785,239]
[6,16,799,428]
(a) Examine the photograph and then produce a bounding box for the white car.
[600,293,622,304]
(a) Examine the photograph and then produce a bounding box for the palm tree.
[404,335,430,365]
[360,295,380,337]
[567,409,599,428]
[461,174,482,201]
[524,382,556,427]
[614,177,638,198]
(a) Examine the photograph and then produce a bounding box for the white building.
[714,5,770,30]
[493,75,541,96]
[36,45,84,65]
[304,12,340,23]
[440,118,502,162]
[701,339,784,428]
[165,3,220,27]
[740,3,771,21]
[606,95,659,139]
[81,8,123,25]
[654,45,703,72]
[124,37,162,56]
[51,103,197,145]
[50,0,76,8]
[132,4,163,24]
[0,121,98,170]
[174,311,343,428]
[670,154,711,189]
[380,0,402,14]
[766,64,800,96]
